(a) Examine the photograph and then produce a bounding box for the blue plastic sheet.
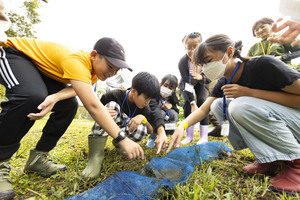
[66,142,232,200]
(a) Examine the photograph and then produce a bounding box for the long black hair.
[160,74,179,104]
[160,74,178,90]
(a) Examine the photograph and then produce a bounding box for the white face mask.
[160,86,173,98]
[202,52,229,81]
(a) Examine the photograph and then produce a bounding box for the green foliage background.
[0,0,44,110]
[1,1,300,199]
[5,0,42,38]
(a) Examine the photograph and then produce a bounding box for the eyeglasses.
[185,46,197,51]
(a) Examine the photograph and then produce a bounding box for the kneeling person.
[82,72,160,178]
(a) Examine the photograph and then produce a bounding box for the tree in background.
[0,0,46,107]
[5,0,46,38]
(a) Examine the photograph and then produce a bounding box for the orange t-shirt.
[1,38,97,84]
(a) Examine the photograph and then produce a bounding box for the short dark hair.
[161,74,178,90]
[131,72,160,98]
[252,17,274,37]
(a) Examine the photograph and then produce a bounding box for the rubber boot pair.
[0,159,14,200]
[24,149,67,177]
[82,136,108,178]
[181,125,209,145]
[270,159,300,194]
[208,113,222,137]
[181,126,194,144]
[196,125,209,145]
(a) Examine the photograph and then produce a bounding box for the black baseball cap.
[94,37,133,72]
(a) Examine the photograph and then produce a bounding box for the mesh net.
[66,142,232,200]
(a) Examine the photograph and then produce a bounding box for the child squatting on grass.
[146,74,179,149]
[0,37,144,200]
[167,34,300,195]
[82,72,162,178]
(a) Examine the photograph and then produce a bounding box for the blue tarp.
[66,142,232,200]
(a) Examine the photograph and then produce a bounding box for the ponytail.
[193,34,248,65]
[233,40,248,62]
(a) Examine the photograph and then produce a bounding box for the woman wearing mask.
[167,34,300,194]
[147,74,179,149]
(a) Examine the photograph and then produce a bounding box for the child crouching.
[82,72,160,178]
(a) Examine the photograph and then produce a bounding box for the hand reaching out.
[27,95,57,120]
[155,131,168,154]
[118,137,144,159]
[27,86,76,120]
[268,18,300,47]
[166,125,185,153]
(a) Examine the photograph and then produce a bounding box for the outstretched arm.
[268,18,300,47]
[71,79,144,159]
[166,97,215,153]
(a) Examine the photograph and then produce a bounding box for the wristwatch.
[114,130,126,143]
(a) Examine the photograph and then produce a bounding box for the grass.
[9,118,300,200]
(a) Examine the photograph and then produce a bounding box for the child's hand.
[118,137,144,159]
[155,132,168,154]
[27,94,57,120]
[166,125,185,153]
[128,114,145,132]
[268,18,300,47]
[190,70,203,80]
[106,107,117,118]
[161,103,172,111]
[221,84,251,98]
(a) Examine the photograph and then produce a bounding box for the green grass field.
[9,118,300,200]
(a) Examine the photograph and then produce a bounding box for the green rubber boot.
[24,149,67,177]
[82,136,108,178]
[0,159,15,200]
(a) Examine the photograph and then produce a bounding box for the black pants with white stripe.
[0,47,78,161]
